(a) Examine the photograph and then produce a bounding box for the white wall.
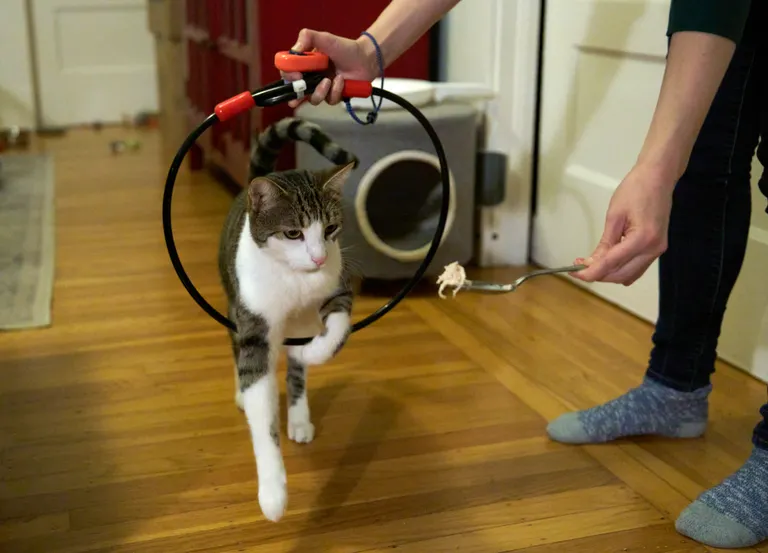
[438,1,497,85]
[438,0,542,267]
[0,0,37,128]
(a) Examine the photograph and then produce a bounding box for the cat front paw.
[288,420,315,443]
[258,477,287,522]
[298,312,350,366]
[299,336,337,366]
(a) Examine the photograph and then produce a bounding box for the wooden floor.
[1,127,767,553]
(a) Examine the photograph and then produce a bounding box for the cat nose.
[311,255,326,267]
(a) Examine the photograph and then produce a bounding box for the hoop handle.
[273,50,372,99]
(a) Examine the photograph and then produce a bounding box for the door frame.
[438,0,544,267]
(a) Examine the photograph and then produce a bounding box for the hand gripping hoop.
[162,50,451,346]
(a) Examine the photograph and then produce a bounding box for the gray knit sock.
[547,377,710,444]
[676,446,768,548]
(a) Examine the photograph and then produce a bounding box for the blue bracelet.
[345,31,384,125]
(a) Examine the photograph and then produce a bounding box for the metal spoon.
[459,264,587,294]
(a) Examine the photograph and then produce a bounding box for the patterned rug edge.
[0,153,55,330]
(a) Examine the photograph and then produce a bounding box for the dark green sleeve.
[667,0,752,43]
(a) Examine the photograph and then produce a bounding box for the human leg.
[751,59,768,453]
[677,13,768,545]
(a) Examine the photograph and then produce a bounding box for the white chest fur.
[235,216,342,335]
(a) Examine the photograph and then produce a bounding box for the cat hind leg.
[227,318,245,411]
[234,362,244,411]
[286,350,314,444]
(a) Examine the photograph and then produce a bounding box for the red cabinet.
[184,0,435,186]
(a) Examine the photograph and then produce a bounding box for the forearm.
[636,31,735,188]
[358,0,461,72]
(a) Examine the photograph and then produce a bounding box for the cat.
[218,117,358,522]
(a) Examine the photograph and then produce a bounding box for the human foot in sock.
[676,446,768,548]
[546,378,710,444]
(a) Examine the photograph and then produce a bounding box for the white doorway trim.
[439,0,542,267]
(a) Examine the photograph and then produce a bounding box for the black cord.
[162,112,232,331]
[162,87,450,345]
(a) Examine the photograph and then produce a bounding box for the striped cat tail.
[248,117,358,180]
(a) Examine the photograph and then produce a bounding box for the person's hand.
[282,29,379,108]
[572,163,676,285]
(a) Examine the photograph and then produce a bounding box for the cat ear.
[322,161,356,194]
[248,177,286,213]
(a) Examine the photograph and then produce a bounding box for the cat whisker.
[341,257,364,278]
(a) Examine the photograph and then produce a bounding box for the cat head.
[246,162,354,272]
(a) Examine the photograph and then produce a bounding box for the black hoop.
[162,87,450,345]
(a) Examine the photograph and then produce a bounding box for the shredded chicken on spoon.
[436,261,466,299]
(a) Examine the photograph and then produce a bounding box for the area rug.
[0,153,55,329]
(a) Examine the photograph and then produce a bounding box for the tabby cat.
[218,117,358,522]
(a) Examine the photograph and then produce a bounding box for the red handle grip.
[215,91,255,122]
[274,51,329,73]
[343,80,373,99]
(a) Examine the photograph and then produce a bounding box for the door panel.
[534,0,669,323]
[32,0,158,126]
[534,0,768,383]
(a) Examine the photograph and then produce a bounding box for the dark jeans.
[644,0,768,450]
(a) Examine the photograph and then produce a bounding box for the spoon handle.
[514,264,586,286]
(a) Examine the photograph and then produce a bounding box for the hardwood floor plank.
[0,513,69,543]
[512,524,707,553]
[81,484,637,553]
[337,501,666,553]
[8,471,621,553]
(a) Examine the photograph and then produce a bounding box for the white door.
[31,0,158,126]
[533,0,768,383]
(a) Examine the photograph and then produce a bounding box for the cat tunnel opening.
[354,150,457,262]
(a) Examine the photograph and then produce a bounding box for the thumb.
[291,28,314,52]
[292,28,340,55]
[591,211,625,261]
[575,211,626,281]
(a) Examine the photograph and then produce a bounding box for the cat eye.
[325,224,339,238]
[283,229,303,240]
